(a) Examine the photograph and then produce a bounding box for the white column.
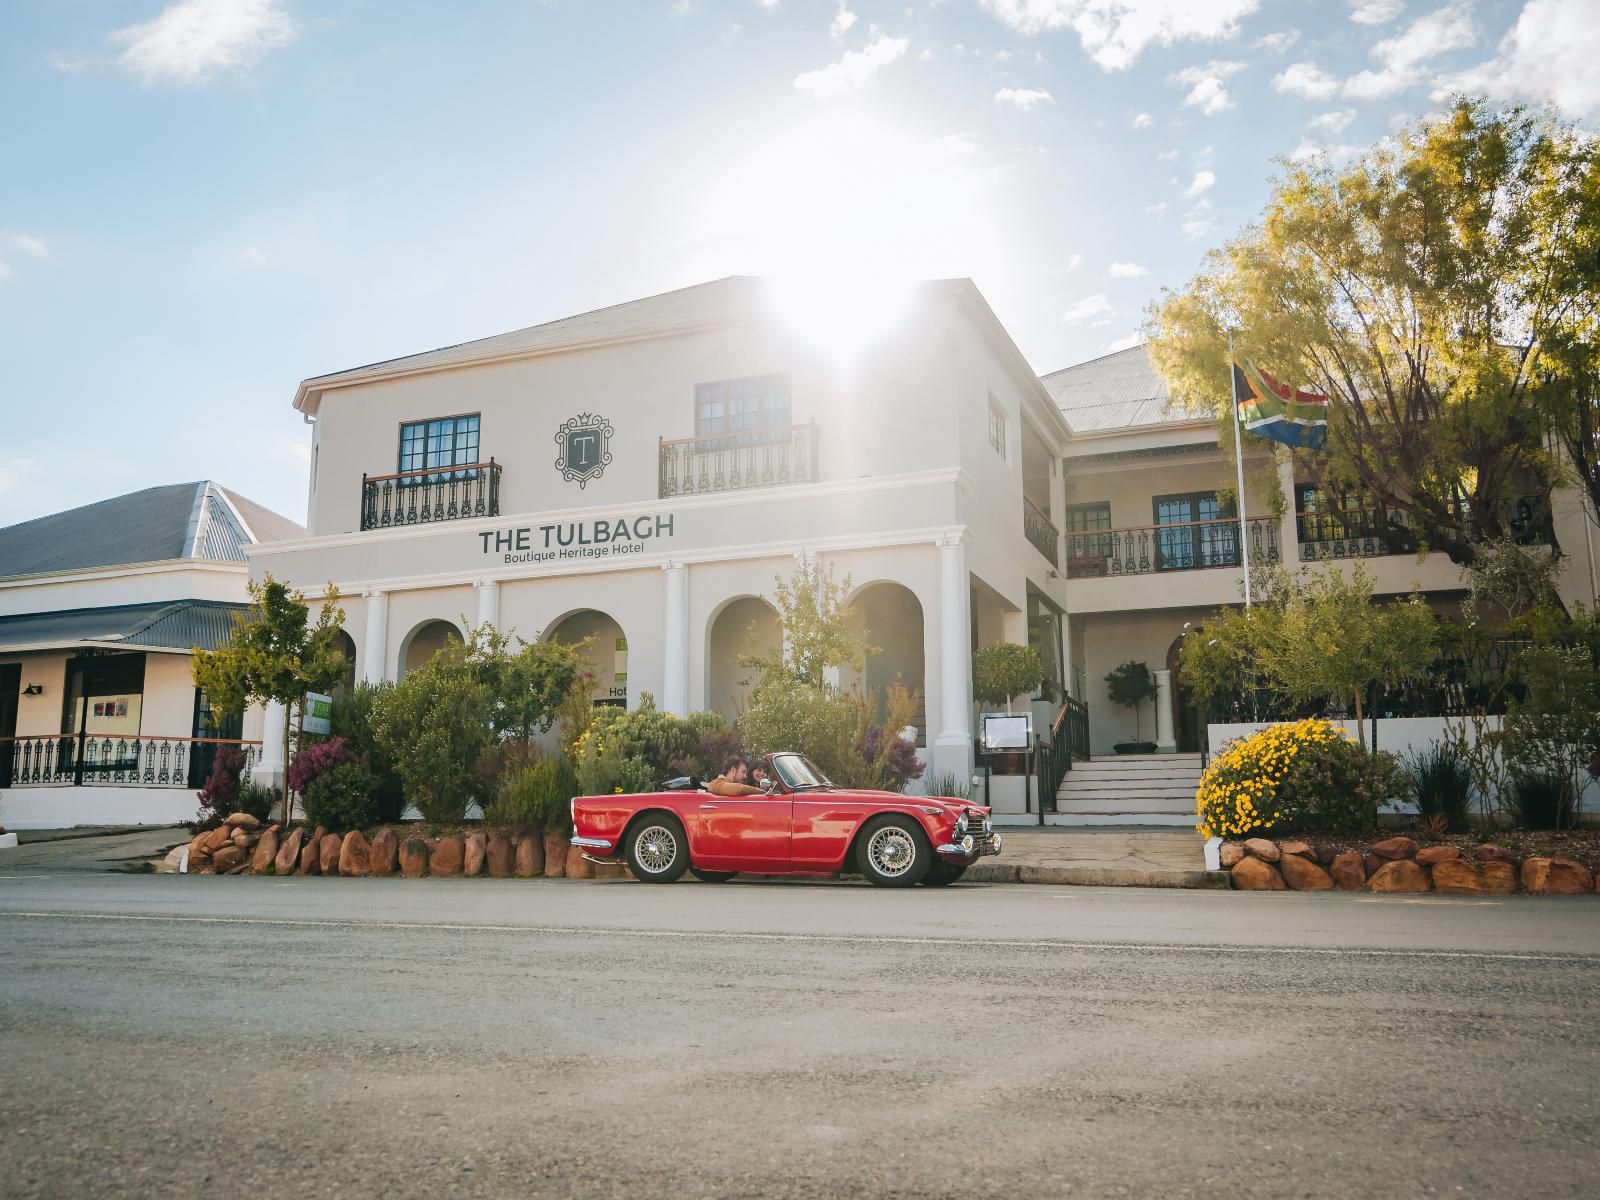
[662,561,689,716]
[1277,454,1299,570]
[1153,668,1176,752]
[936,536,973,753]
[253,700,287,789]
[475,578,499,630]
[362,588,389,684]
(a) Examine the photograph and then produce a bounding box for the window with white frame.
[987,395,1008,460]
[695,373,791,440]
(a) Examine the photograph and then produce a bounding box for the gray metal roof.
[1041,343,1193,433]
[0,600,248,653]
[0,482,304,581]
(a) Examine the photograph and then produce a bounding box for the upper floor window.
[399,414,480,479]
[1065,502,1111,533]
[1153,491,1237,570]
[987,396,1007,459]
[695,374,791,440]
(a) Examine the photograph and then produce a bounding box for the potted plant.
[1104,660,1159,754]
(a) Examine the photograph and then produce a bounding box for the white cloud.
[9,233,48,258]
[49,53,87,73]
[830,2,858,38]
[1273,60,1340,99]
[1290,139,1359,162]
[1157,147,1180,160]
[1182,215,1216,240]
[977,0,1261,71]
[241,246,268,264]
[755,0,781,9]
[1132,111,1153,128]
[1170,59,1245,114]
[1438,0,1600,118]
[1349,0,1404,24]
[114,0,296,84]
[1184,169,1216,197]
[1066,252,1084,271]
[794,34,909,97]
[1108,261,1149,277]
[995,86,1054,110]
[1144,200,1168,214]
[1062,293,1116,327]
[1344,2,1476,100]
[1102,331,1143,353]
[1252,30,1299,52]
[1308,109,1356,134]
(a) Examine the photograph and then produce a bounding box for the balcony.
[1,734,261,789]
[1023,496,1060,567]
[658,423,818,498]
[1066,516,1281,579]
[360,461,501,532]
[1296,494,1549,562]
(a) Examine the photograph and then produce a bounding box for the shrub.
[474,738,542,794]
[369,656,495,823]
[288,736,355,796]
[923,770,970,802]
[1409,740,1472,833]
[195,746,248,828]
[331,682,405,822]
[302,761,379,832]
[1505,770,1574,831]
[572,725,658,798]
[236,781,277,824]
[580,696,727,781]
[973,643,1044,709]
[1196,718,1404,839]
[738,677,922,791]
[485,758,578,833]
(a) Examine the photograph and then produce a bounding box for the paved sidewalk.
[972,827,1224,888]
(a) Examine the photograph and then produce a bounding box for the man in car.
[708,756,765,797]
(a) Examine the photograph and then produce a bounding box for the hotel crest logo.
[554,413,613,489]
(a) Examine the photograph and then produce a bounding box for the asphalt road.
[2,856,1598,1198]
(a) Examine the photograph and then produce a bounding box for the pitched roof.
[1041,342,1196,433]
[0,600,248,653]
[0,482,304,581]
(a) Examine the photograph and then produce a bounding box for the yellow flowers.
[1195,718,1346,840]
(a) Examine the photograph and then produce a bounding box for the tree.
[192,575,347,822]
[1148,101,1600,566]
[1499,608,1600,828]
[460,622,583,741]
[368,653,495,824]
[1103,661,1159,743]
[1177,562,1438,749]
[973,643,1043,713]
[743,558,872,689]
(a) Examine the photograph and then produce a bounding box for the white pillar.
[662,561,689,716]
[1277,454,1299,570]
[475,578,499,630]
[935,536,973,759]
[253,700,287,789]
[362,588,389,684]
[1153,668,1176,752]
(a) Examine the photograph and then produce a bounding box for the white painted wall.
[0,785,196,830]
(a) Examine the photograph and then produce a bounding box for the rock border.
[1222,836,1597,895]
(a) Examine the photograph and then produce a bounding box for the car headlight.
[956,813,969,834]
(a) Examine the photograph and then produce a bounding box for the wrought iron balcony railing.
[361,460,501,531]
[0,735,262,789]
[1022,496,1060,568]
[1296,495,1550,561]
[1065,516,1280,579]
[658,423,818,498]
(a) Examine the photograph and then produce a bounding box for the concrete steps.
[1049,753,1204,828]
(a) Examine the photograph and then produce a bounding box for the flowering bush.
[302,761,378,832]
[1196,718,1404,839]
[288,736,355,796]
[571,725,657,797]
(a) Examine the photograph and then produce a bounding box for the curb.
[965,863,1230,889]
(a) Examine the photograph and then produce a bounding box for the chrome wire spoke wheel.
[634,825,679,875]
[866,826,917,878]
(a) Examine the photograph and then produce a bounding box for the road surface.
[2,862,1598,1198]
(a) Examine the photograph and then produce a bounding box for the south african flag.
[1233,359,1329,449]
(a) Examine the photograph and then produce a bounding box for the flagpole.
[1229,328,1252,607]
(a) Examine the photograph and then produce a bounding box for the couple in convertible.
[707,756,774,797]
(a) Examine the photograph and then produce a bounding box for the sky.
[3,0,1597,529]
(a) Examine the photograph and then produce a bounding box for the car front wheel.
[626,816,689,883]
[857,815,930,888]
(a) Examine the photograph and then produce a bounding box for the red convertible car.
[570,752,1001,887]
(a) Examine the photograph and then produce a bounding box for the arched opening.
[398,619,462,678]
[847,581,926,745]
[546,609,629,709]
[332,629,358,696]
[705,596,781,723]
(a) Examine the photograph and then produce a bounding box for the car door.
[688,792,792,870]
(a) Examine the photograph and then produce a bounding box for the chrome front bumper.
[936,831,1002,860]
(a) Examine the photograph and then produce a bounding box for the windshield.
[770,753,833,790]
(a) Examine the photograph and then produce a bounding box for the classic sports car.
[570,752,1002,888]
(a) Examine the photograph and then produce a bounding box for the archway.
[1166,633,1204,754]
[332,629,358,695]
[705,596,781,723]
[398,619,462,678]
[847,581,926,744]
[546,609,629,708]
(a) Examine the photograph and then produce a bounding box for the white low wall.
[0,785,197,830]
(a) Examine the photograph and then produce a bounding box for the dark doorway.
[0,664,19,788]
[1167,635,1205,754]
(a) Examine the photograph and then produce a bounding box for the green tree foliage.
[191,575,348,819]
[368,654,495,823]
[972,643,1044,711]
[1500,610,1600,827]
[486,758,579,833]
[739,680,922,791]
[743,558,872,689]
[329,682,405,822]
[1104,660,1159,741]
[460,622,583,741]
[1148,101,1600,565]
[1178,562,1438,749]
[301,761,379,832]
